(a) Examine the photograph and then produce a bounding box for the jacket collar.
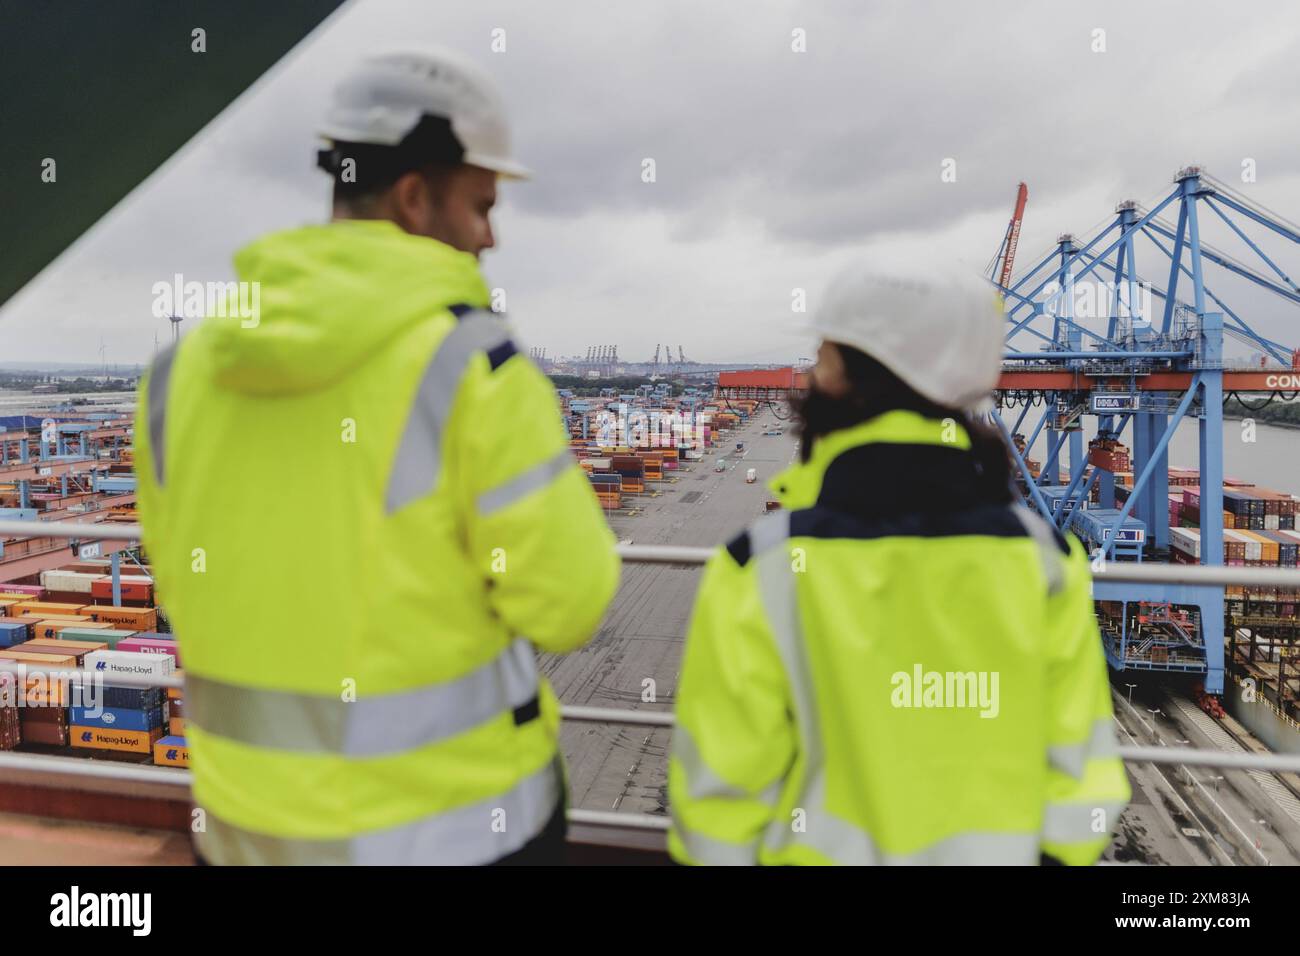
[768,410,1006,516]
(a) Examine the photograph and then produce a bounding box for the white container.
[40,571,98,594]
[85,650,175,679]
[1170,527,1200,559]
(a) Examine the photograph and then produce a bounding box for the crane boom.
[998,182,1029,295]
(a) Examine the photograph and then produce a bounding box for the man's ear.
[390,169,433,236]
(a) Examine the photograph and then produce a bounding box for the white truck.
[746,468,757,483]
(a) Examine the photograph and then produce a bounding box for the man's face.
[400,164,498,258]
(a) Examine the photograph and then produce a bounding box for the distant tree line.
[0,372,136,393]
[1224,395,1300,427]
[547,374,687,397]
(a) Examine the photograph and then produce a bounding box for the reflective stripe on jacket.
[136,221,620,863]
[668,410,1129,865]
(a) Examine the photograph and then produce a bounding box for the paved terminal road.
[543,408,798,815]
[1107,681,1300,865]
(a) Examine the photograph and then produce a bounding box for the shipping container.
[84,606,158,631]
[90,577,154,603]
[39,570,99,594]
[27,617,94,640]
[153,735,189,767]
[70,705,165,732]
[57,626,135,648]
[14,601,89,618]
[71,725,164,754]
[84,649,175,679]
[0,621,29,648]
[116,636,180,666]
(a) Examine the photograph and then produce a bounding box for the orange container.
[0,650,77,667]
[27,617,95,640]
[0,651,79,705]
[84,606,158,631]
[17,639,108,657]
[14,602,89,618]
[72,725,164,754]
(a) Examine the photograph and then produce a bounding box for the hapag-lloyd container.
[85,606,158,631]
[71,725,164,754]
[84,649,175,679]
[153,735,189,767]
[116,636,180,667]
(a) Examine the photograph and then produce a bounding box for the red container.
[90,578,153,603]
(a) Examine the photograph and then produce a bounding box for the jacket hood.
[197,220,490,396]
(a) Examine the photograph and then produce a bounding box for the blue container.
[0,621,29,648]
[100,686,164,710]
[69,705,164,732]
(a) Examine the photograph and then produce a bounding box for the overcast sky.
[4,0,1300,367]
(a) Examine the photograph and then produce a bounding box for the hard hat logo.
[319,48,530,180]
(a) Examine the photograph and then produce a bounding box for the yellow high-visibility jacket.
[669,411,1129,865]
[135,220,620,864]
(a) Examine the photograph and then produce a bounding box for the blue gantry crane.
[990,166,1300,696]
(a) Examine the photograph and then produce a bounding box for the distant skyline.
[4,0,1300,365]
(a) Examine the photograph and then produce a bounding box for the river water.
[1019,415,1298,495]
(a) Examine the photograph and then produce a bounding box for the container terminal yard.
[4,163,1300,866]
[5,363,1300,866]
[4,3,1300,887]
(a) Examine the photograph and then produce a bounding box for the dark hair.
[319,114,465,208]
[791,344,1012,490]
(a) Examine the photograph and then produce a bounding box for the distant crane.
[993,182,1029,296]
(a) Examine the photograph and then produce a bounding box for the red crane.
[997,182,1029,297]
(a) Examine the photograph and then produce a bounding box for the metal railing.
[4,518,1300,839]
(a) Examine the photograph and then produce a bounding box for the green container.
[57,627,136,649]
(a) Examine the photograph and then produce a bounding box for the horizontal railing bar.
[0,728,1296,782]
[1115,745,1300,774]
[0,668,183,690]
[569,809,670,831]
[1093,562,1300,588]
[561,705,674,727]
[0,519,141,541]
[6,520,1300,588]
[0,751,190,786]
[618,544,714,565]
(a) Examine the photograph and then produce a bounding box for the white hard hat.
[319,48,530,179]
[809,265,1006,410]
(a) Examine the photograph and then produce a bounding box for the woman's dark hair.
[791,343,1012,492]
